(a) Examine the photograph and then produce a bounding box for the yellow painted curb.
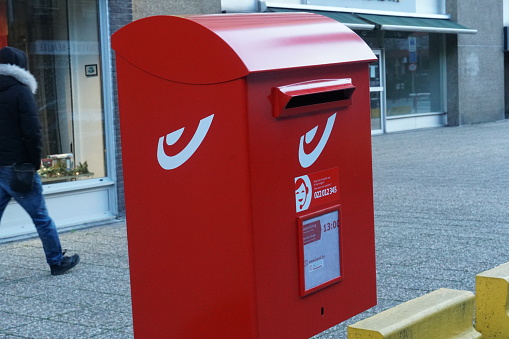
[476,262,509,337]
[347,288,481,339]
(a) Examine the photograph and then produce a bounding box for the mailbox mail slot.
[272,79,355,117]
[113,13,377,339]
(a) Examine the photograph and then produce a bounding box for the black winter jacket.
[0,48,41,169]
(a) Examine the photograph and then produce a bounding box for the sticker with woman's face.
[295,175,312,212]
[295,168,340,213]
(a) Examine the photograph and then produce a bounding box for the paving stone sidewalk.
[1,120,508,338]
[0,224,133,338]
[318,120,509,338]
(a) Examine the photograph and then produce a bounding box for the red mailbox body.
[112,13,376,339]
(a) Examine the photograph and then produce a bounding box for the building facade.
[223,0,505,133]
[0,0,219,240]
[0,1,125,240]
[0,0,226,241]
[0,0,504,240]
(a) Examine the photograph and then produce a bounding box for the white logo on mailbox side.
[157,114,214,170]
[298,113,336,168]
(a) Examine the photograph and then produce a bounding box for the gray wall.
[109,0,133,215]
[110,0,221,215]
[133,0,221,19]
[446,0,505,125]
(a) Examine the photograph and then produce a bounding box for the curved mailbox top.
[112,12,376,84]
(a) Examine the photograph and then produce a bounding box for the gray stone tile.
[4,320,106,339]
[91,327,134,339]
[0,311,38,331]
[47,309,132,331]
[1,295,79,319]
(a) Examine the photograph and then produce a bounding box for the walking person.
[0,46,79,275]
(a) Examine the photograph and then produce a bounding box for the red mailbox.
[112,13,377,339]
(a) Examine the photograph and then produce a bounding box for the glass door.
[370,50,385,134]
[7,0,107,183]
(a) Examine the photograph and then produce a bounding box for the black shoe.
[50,253,80,276]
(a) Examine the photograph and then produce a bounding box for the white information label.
[408,37,417,52]
[302,210,341,292]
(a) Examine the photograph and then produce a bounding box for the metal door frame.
[370,49,386,134]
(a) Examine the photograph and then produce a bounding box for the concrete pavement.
[1,119,508,338]
[0,224,132,338]
[318,119,509,338]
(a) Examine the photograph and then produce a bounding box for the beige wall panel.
[133,0,221,19]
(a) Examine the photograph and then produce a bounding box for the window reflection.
[5,0,105,184]
[385,32,443,116]
[370,91,382,131]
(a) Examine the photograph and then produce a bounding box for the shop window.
[3,0,105,184]
[385,32,443,116]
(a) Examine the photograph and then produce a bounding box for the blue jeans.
[0,166,63,265]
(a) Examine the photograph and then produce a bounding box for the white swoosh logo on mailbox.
[298,113,336,168]
[157,114,214,170]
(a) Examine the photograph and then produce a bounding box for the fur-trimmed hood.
[0,47,41,169]
[0,63,37,94]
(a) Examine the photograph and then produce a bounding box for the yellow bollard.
[476,262,509,337]
[348,288,481,339]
